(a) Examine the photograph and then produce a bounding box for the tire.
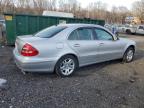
[55,55,78,77]
[132,33,136,35]
[115,32,119,36]
[126,29,131,34]
[123,47,135,63]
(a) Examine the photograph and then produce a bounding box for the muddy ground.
[0,34,144,108]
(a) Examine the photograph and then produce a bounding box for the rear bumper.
[13,49,56,73]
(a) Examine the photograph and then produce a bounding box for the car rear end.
[13,25,68,73]
[13,36,57,73]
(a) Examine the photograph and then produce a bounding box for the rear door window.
[77,28,93,40]
[68,30,79,40]
[68,27,94,40]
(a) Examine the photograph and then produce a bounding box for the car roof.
[57,23,114,34]
[56,23,114,36]
[58,23,103,28]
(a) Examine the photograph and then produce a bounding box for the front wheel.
[123,47,135,63]
[55,55,78,77]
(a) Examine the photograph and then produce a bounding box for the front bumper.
[13,49,56,73]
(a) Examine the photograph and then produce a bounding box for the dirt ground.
[0,34,144,108]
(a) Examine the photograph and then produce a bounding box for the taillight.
[21,43,39,56]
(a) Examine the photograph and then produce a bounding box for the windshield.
[34,26,67,38]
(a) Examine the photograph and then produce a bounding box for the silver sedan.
[13,24,136,77]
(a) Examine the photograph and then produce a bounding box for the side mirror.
[113,35,119,41]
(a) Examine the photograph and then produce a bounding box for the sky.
[77,0,139,10]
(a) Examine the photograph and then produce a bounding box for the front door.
[94,28,124,62]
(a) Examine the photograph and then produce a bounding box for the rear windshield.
[34,26,67,38]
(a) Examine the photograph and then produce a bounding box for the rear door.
[67,27,99,66]
[93,28,124,62]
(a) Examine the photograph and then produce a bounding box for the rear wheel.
[55,55,78,77]
[132,33,136,35]
[123,47,135,63]
[126,29,131,34]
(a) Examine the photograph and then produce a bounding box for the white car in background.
[124,24,144,35]
[117,24,126,33]
[104,24,120,35]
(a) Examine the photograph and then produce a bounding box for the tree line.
[0,0,144,24]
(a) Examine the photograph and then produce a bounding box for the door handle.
[74,44,80,47]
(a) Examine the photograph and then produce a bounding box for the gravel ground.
[0,34,144,108]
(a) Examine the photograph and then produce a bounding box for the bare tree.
[87,1,107,19]
[47,0,57,11]
[118,6,131,23]
[0,0,134,24]
[132,0,144,21]
[1,0,15,13]
[59,0,78,13]
[0,0,3,14]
